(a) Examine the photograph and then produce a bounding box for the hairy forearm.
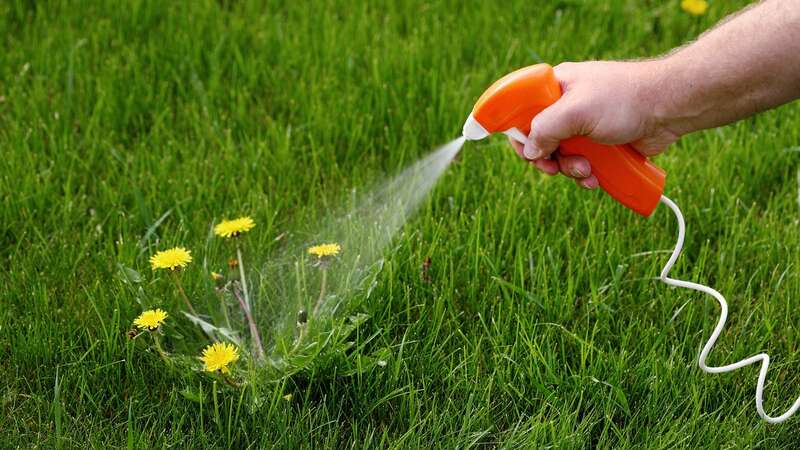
[651,0,800,135]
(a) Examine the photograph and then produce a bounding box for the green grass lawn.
[3,0,800,447]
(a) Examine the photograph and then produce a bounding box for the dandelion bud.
[211,271,225,287]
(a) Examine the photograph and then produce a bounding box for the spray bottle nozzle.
[462,114,489,140]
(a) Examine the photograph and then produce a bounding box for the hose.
[659,195,800,424]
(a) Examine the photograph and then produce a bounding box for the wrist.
[635,57,692,138]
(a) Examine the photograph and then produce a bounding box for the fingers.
[507,136,525,158]
[576,174,599,190]
[508,136,559,175]
[557,155,591,178]
[507,137,597,188]
[558,154,598,189]
[508,138,599,185]
[524,97,586,160]
[533,158,559,175]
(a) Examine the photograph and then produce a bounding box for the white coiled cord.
[659,195,800,424]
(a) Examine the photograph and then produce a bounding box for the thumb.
[524,98,585,160]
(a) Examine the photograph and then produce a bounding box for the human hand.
[509,60,680,189]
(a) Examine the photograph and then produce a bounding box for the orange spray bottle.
[461,64,800,424]
[462,63,666,217]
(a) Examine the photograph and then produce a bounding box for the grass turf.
[3,0,800,447]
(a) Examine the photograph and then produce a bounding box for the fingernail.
[523,141,539,160]
[571,163,589,178]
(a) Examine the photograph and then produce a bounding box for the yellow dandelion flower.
[211,271,223,281]
[201,342,239,374]
[150,247,192,270]
[681,0,708,16]
[307,243,341,258]
[214,216,256,238]
[133,309,168,330]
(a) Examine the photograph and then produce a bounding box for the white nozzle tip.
[462,114,489,141]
